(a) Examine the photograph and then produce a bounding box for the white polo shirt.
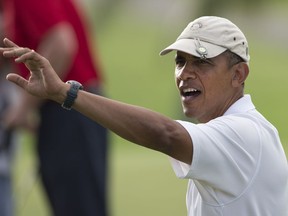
[171,94,288,216]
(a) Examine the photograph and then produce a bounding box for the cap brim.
[160,38,227,58]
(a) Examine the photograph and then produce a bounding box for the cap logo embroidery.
[190,22,202,31]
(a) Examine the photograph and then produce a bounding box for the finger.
[14,49,36,63]
[15,50,46,73]
[3,38,19,48]
[3,47,33,59]
[6,73,28,90]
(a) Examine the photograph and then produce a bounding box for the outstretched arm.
[0,38,193,164]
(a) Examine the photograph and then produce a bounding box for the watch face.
[67,80,83,90]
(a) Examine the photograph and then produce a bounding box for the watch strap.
[61,80,83,110]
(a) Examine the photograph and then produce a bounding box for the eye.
[175,57,186,69]
[175,59,186,66]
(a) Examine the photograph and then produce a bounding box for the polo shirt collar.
[223,94,256,116]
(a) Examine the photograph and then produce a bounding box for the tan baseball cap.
[160,16,250,62]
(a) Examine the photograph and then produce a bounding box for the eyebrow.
[175,54,193,59]
[175,55,215,65]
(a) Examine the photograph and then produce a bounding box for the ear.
[232,63,249,87]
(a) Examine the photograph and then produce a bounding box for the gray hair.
[223,50,245,68]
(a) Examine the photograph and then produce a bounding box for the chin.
[184,110,196,118]
[182,109,200,122]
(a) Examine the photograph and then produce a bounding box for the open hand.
[0,38,65,102]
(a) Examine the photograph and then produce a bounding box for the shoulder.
[178,114,263,173]
[178,113,261,145]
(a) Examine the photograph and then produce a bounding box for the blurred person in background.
[1,0,109,215]
[0,5,21,215]
[0,51,19,216]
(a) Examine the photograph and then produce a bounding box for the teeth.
[183,88,198,93]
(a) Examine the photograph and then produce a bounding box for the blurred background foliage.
[12,0,287,215]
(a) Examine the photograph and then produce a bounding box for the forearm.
[72,90,192,163]
[4,90,40,130]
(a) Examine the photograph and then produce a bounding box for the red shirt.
[3,0,102,85]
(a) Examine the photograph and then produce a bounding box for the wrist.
[56,83,70,104]
[61,80,83,110]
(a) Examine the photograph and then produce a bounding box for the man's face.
[175,51,240,123]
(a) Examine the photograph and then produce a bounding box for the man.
[1,0,108,215]
[1,16,288,216]
[0,58,15,216]
[0,6,19,215]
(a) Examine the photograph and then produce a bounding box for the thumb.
[6,73,28,89]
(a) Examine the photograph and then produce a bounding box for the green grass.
[245,41,288,150]
[12,7,288,216]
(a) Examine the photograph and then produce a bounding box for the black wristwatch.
[61,80,83,110]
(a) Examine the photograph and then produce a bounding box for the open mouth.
[181,88,201,98]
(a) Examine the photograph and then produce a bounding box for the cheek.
[203,77,230,100]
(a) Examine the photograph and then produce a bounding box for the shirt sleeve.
[14,0,66,41]
[170,115,262,195]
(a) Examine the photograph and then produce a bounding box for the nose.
[175,62,197,81]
